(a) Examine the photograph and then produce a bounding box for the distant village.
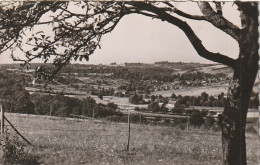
[0,62,258,126]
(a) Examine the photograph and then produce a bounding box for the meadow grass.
[151,84,229,97]
[4,113,258,165]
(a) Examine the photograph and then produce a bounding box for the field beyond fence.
[4,113,259,165]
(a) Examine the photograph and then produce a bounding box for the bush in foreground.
[3,132,40,165]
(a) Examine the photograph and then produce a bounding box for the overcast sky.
[0,2,240,65]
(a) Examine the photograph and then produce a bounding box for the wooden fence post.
[139,112,141,125]
[127,111,131,151]
[0,105,4,164]
[186,115,189,131]
[50,105,53,116]
[0,105,4,137]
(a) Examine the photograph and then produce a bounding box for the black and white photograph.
[0,1,258,165]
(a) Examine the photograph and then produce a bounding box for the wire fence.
[0,105,33,146]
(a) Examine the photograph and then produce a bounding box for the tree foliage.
[0,1,243,76]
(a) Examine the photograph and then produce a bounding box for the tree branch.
[163,2,205,20]
[129,2,236,69]
[197,2,240,41]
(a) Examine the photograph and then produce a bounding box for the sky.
[0,2,240,65]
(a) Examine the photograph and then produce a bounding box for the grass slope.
[152,84,229,97]
[5,113,258,165]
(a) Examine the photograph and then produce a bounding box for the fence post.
[139,112,141,125]
[186,115,189,131]
[50,105,53,116]
[0,105,4,137]
[127,111,131,151]
[0,105,4,164]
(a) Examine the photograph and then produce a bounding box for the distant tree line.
[113,68,227,83]
[56,64,228,83]
[172,91,258,109]
[0,71,122,118]
[31,93,122,118]
[172,92,226,108]
[133,91,258,115]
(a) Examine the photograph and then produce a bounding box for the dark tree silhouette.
[0,2,258,165]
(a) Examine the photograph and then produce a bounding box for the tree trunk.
[219,2,258,165]
[219,79,246,165]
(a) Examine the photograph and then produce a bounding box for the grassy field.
[152,84,229,97]
[4,113,258,165]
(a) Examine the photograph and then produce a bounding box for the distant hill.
[0,62,240,80]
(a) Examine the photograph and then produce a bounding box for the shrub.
[171,107,185,114]
[95,104,123,118]
[204,116,216,128]
[129,94,145,104]
[147,101,160,113]
[189,110,205,127]
[3,133,40,165]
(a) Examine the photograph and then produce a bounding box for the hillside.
[5,113,258,165]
